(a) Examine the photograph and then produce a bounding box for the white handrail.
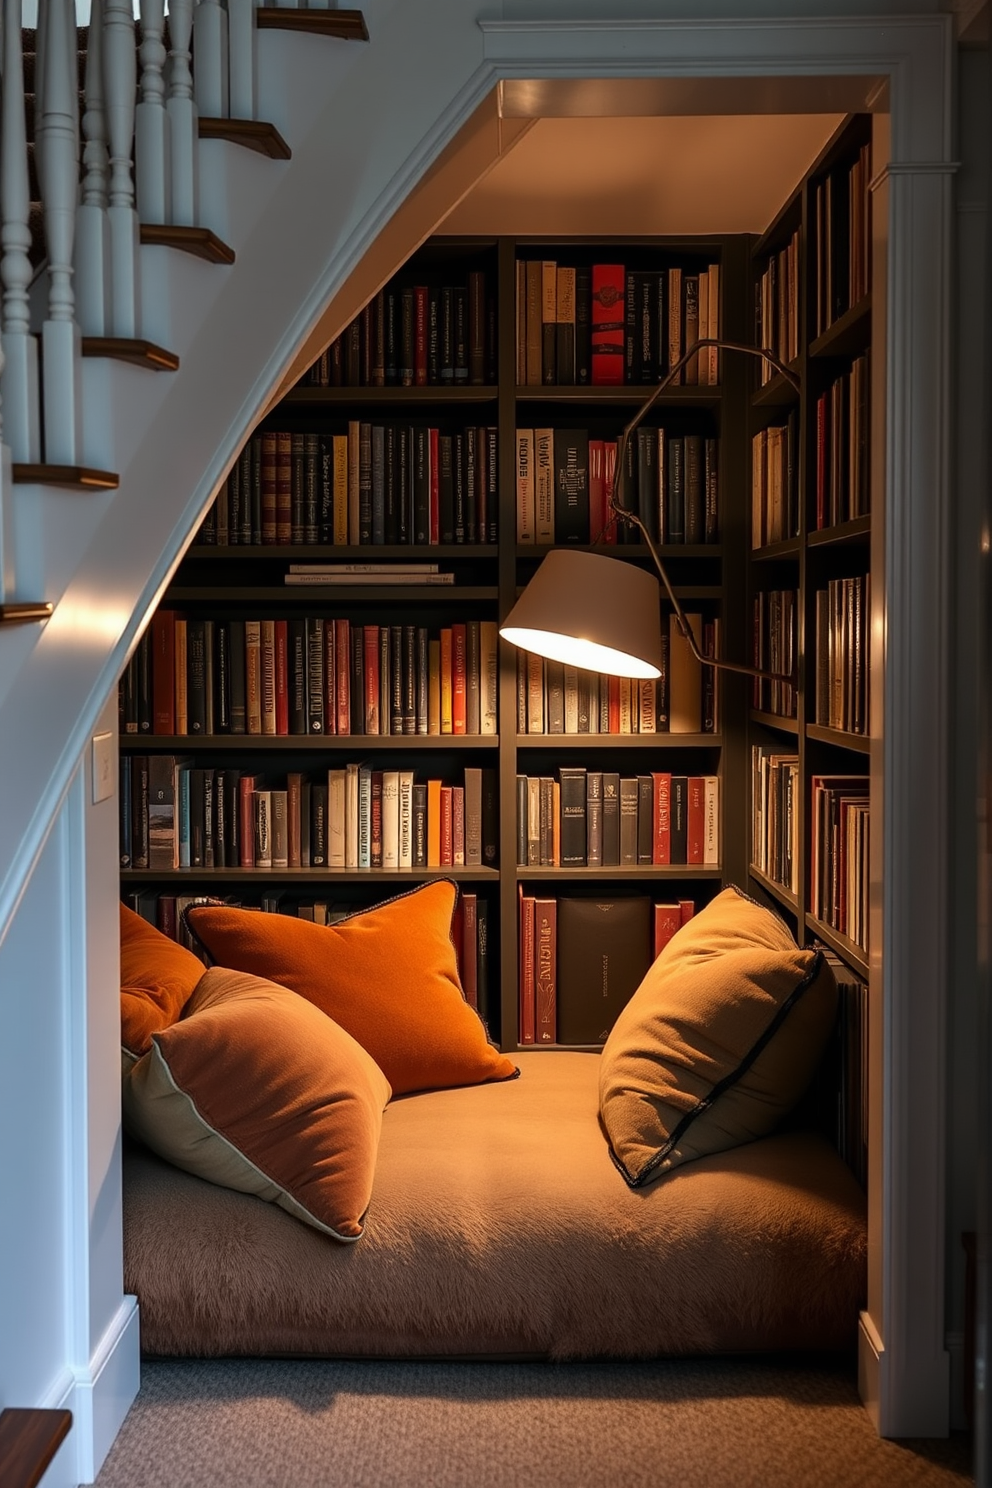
[0,0,41,461]
[136,0,170,224]
[37,0,82,463]
[76,0,110,334]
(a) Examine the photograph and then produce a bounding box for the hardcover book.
[556,896,652,1045]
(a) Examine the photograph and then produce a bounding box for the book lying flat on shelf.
[284,572,455,585]
[287,562,441,574]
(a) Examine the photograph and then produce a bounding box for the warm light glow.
[499,625,661,679]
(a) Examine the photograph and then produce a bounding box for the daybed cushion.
[123,1050,867,1360]
[123,966,391,1241]
[119,902,205,1063]
[183,880,517,1096]
[599,886,838,1186]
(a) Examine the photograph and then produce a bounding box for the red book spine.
[678,899,695,925]
[440,784,454,866]
[275,431,293,543]
[653,902,682,960]
[261,432,278,544]
[534,897,557,1043]
[157,895,177,942]
[364,624,380,734]
[519,891,536,1045]
[603,440,618,544]
[591,264,625,386]
[238,776,257,867]
[687,775,706,864]
[608,675,621,734]
[322,618,336,736]
[429,426,440,544]
[335,618,351,736]
[652,771,672,865]
[274,619,289,736]
[461,892,478,1009]
[451,622,467,735]
[414,286,429,386]
[152,609,176,735]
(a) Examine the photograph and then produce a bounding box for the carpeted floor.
[94,1354,973,1488]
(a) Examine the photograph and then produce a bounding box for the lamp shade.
[500,549,663,679]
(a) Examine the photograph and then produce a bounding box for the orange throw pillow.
[185,881,517,1096]
[120,902,204,1058]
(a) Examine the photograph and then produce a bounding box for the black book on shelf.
[485,425,498,543]
[556,896,652,1046]
[350,627,365,736]
[427,289,441,385]
[482,767,498,867]
[417,626,429,735]
[413,425,431,545]
[553,428,591,545]
[310,781,328,868]
[637,271,656,383]
[319,436,334,543]
[602,772,620,867]
[684,434,704,545]
[371,424,386,545]
[704,437,719,544]
[228,620,246,735]
[358,423,373,545]
[136,631,152,734]
[559,765,588,867]
[400,288,415,386]
[412,782,428,867]
[476,898,490,1023]
[390,623,403,735]
[384,288,399,385]
[402,623,417,736]
[464,426,478,545]
[397,425,412,546]
[545,660,565,734]
[453,286,469,383]
[119,755,132,867]
[670,774,688,864]
[188,767,206,869]
[384,424,399,544]
[130,755,149,869]
[186,619,207,735]
[214,620,231,734]
[290,431,305,544]
[440,286,454,383]
[453,431,466,543]
[306,617,324,735]
[288,618,307,735]
[515,774,528,867]
[345,319,361,386]
[636,427,659,543]
[666,435,686,544]
[624,270,638,384]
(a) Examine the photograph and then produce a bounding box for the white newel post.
[104,0,141,337]
[0,0,41,462]
[0,336,13,604]
[193,0,229,120]
[166,0,198,226]
[75,0,110,336]
[136,0,170,224]
[37,0,82,465]
[227,0,256,116]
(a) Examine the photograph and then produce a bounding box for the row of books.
[751,412,799,548]
[124,888,493,1019]
[515,427,720,547]
[751,745,800,896]
[516,614,719,736]
[756,226,801,383]
[814,354,870,531]
[810,774,870,952]
[198,423,499,549]
[120,612,499,739]
[302,272,495,388]
[517,894,698,1046]
[813,140,872,338]
[122,757,498,874]
[515,768,720,870]
[814,575,870,735]
[515,260,721,388]
[752,589,798,719]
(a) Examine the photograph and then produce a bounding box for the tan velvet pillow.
[599,885,838,1186]
[184,881,517,1096]
[120,901,205,1060]
[122,966,391,1240]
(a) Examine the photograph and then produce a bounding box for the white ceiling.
[441,113,846,238]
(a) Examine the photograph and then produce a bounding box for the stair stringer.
[0,0,501,944]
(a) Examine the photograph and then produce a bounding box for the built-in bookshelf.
[120,116,877,1097]
[747,113,876,1019]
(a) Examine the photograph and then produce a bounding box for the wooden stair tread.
[256,7,368,40]
[0,1407,71,1486]
[81,337,180,372]
[0,602,54,627]
[199,117,291,160]
[13,464,119,490]
[139,224,235,265]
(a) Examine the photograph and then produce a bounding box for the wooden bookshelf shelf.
[750,710,799,736]
[122,866,499,885]
[516,733,721,749]
[515,384,722,407]
[752,367,801,408]
[81,337,180,372]
[809,295,872,360]
[185,544,498,562]
[122,734,500,753]
[279,385,497,406]
[807,515,871,549]
[515,543,723,562]
[751,536,800,562]
[806,914,869,981]
[748,865,799,914]
[806,723,871,755]
[164,585,500,603]
[516,865,723,881]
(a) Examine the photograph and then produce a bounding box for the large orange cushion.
[120,902,204,1059]
[185,881,517,1096]
[123,966,391,1240]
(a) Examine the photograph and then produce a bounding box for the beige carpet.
[95,1355,972,1488]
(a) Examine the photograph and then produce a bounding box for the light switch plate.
[92,732,114,804]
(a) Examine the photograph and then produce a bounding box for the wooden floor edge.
[12,463,120,490]
[139,224,236,266]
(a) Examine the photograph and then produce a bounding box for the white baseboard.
[49,1296,141,1486]
[859,1309,883,1432]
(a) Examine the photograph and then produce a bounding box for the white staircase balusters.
[193,0,229,120]
[37,0,82,464]
[76,0,111,335]
[104,0,141,337]
[227,0,256,119]
[166,0,198,226]
[0,337,14,605]
[136,0,170,224]
[0,0,41,462]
